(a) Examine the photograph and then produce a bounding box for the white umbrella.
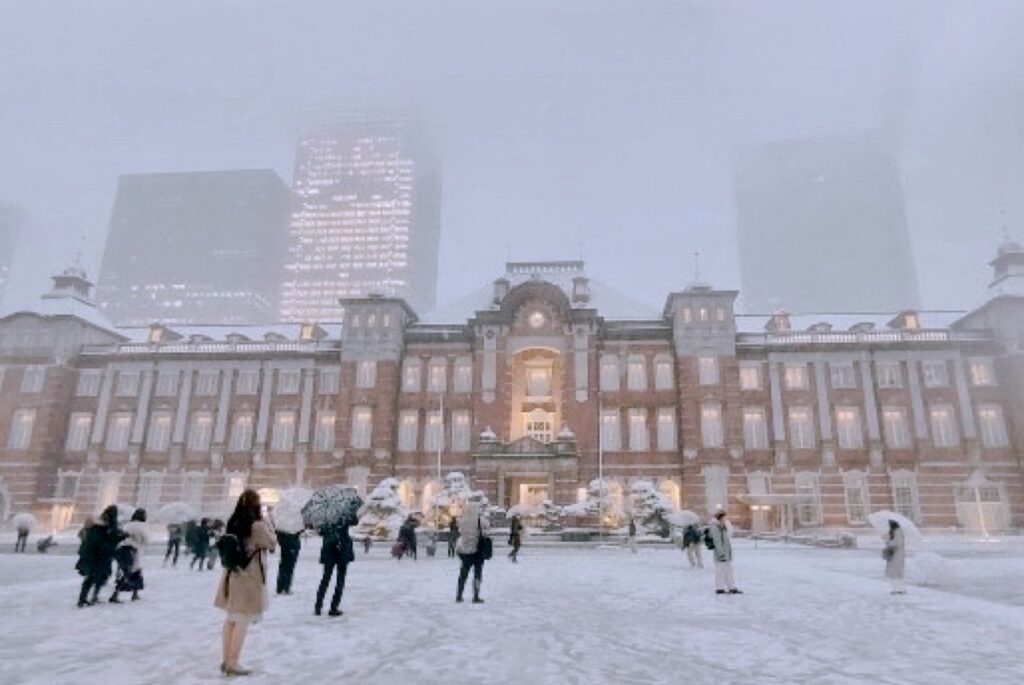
[111,503,137,522]
[272,488,313,534]
[867,510,923,545]
[155,502,200,524]
[12,512,36,530]
[665,510,701,527]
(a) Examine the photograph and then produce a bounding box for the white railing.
[81,340,336,356]
[737,329,991,346]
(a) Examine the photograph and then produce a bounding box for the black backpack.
[217,533,252,572]
[703,527,716,551]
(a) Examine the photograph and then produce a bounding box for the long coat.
[885,528,906,579]
[708,521,733,563]
[214,520,277,619]
[455,502,490,556]
[120,521,150,571]
[319,523,354,565]
[76,523,122,579]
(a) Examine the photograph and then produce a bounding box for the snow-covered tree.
[564,478,625,527]
[355,478,407,539]
[628,480,675,537]
[430,471,490,526]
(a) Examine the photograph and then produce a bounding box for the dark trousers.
[15,531,28,553]
[447,536,458,558]
[315,560,348,612]
[457,552,485,600]
[508,536,521,562]
[78,570,109,605]
[164,539,180,566]
[191,547,207,570]
[276,535,301,594]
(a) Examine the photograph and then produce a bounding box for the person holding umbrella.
[455,495,491,604]
[301,484,364,617]
[13,513,33,553]
[884,519,907,595]
[507,514,523,563]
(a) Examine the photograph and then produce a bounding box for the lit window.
[115,371,139,397]
[702,464,728,514]
[784,363,809,390]
[601,410,621,451]
[698,355,719,386]
[929,405,959,448]
[425,411,445,451]
[453,357,473,393]
[969,358,995,387]
[76,370,102,397]
[628,409,649,451]
[319,368,341,394]
[228,413,255,452]
[978,404,1009,448]
[428,358,447,393]
[398,411,419,452]
[626,355,647,391]
[876,362,902,389]
[66,412,93,451]
[701,403,724,448]
[882,407,911,449]
[656,407,677,451]
[788,407,815,449]
[743,407,769,450]
[356,361,377,389]
[654,356,673,390]
[96,472,122,513]
[188,411,214,452]
[155,370,179,397]
[452,410,472,452]
[351,406,373,449]
[526,365,552,399]
[105,412,133,452]
[921,360,949,388]
[843,472,870,525]
[835,406,863,449]
[830,362,857,389]
[147,412,173,452]
[600,355,620,392]
[277,370,301,395]
[314,411,336,452]
[524,409,553,443]
[402,358,422,393]
[21,366,45,394]
[739,363,762,391]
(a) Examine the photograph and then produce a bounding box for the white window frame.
[402,358,422,393]
[842,471,870,525]
[788,406,815,449]
[65,412,93,451]
[194,370,219,397]
[743,407,769,450]
[398,410,419,452]
[155,370,179,397]
[525,363,553,400]
[628,408,649,452]
[7,409,35,449]
[739,362,762,391]
[235,370,259,396]
[76,370,102,397]
[187,411,214,452]
[428,358,447,394]
[876,361,902,389]
[978,404,1009,448]
[600,355,620,392]
[277,369,301,395]
[795,471,822,526]
[929,404,959,448]
[968,357,995,387]
[701,403,724,448]
[835,406,864,449]
[654,355,674,391]
[702,464,728,514]
[656,407,677,451]
[784,363,809,391]
[350,405,373,449]
[830,362,857,390]
[356,361,377,389]
[424,411,444,451]
[698,355,719,386]
[626,355,647,392]
[600,409,621,452]
[270,410,297,452]
[228,413,255,453]
[453,357,473,393]
[21,365,45,393]
[881,406,911,449]
[115,371,139,397]
[105,412,133,452]
[313,410,336,452]
[319,367,341,395]
[147,411,173,453]
[921,360,949,388]
[890,470,920,522]
[452,410,472,453]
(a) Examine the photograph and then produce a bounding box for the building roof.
[112,322,343,344]
[734,311,965,334]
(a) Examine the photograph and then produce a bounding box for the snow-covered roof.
[420,261,660,323]
[734,311,965,334]
[0,294,120,335]
[112,322,343,344]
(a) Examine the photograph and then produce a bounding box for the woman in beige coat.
[214,489,276,676]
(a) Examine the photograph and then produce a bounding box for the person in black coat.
[315,521,354,617]
[190,518,210,571]
[507,515,523,563]
[76,505,124,608]
[398,517,418,561]
[275,529,302,595]
[447,518,459,558]
[164,523,183,567]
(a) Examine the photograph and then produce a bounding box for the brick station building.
[1,244,1023,533]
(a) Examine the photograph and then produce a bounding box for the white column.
[906,359,929,439]
[952,358,977,441]
[130,369,154,446]
[859,359,881,442]
[768,361,785,441]
[171,369,193,445]
[89,368,116,446]
[482,325,498,403]
[213,369,232,446]
[298,368,315,445]
[813,360,833,441]
[573,324,589,403]
[254,365,273,462]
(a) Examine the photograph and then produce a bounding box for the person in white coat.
[111,509,149,602]
[884,519,907,595]
[708,510,741,595]
[455,497,491,604]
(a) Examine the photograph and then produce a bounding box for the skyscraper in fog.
[97,170,290,326]
[280,113,442,321]
[734,131,920,313]
[0,204,22,305]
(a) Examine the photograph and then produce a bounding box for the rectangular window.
[96,472,121,513]
[428,359,447,393]
[921,360,949,388]
[882,407,911,449]
[115,371,139,397]
[180,472,205,510]
[76,370,102,397]
[270,411,296,451]
[235,370,259,396]
[626,356,647,391]
[351,406,373,449]
[526,365,552,399]
[784,363,809,390]
[969,358,995,387]
[223,473,247,512]
[739,363,762,391]
[600,355,620,392]
[228,414,255,452]
[356,361,377,389]
[795,472,821,526]
[830,362,857,389]
[788,406,815,449]
[147,411,172,452]
[453,357,473,393]
[929,405,959,448]
[66,412,93,451]
[600,410,621,451]
[701,403,724,448]
[978,404,1009,448]
[835,406,864,449]
[21,365,45,393]
[402,359,421,393]
[703,465,728,514]
[397,411,419,452]
[891,471,919,522]
[628,408,648,451]
[424,411,444,451]
[656,408,677,451]
[57,471,81,500]
[194,370,219,397]
[743,407,769,450]
[155,370,179,397]
[105,412,132,452]
[876,362,902,389]
[843,472,869,525]
[137,472,163,511]
[698,356,719,386]
[314,411,336,452]
[277,370,300,395]
[654,357,673,390]
[319,368,341,395]
[187,412,214,452]
[452,410,471,452]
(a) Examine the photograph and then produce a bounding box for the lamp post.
[436,384,444,533]
[598,394,604,543]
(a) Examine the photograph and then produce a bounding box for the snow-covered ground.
[0,536,1022,685]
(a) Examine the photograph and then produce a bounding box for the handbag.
[882,546,894,561]
[477,516,493,560]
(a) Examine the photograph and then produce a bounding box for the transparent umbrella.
[867,510,923,545]
[665,510,702,527]
[155,501,199,524]
[273,488,313,534]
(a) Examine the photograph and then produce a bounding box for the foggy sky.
[1,0,1022,316]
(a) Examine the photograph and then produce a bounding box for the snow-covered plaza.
[1,537,1022,685]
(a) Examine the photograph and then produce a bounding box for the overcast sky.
[1,0,1022,314]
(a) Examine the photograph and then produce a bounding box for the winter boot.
[328,608,343,617]
[472,578,484,604]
